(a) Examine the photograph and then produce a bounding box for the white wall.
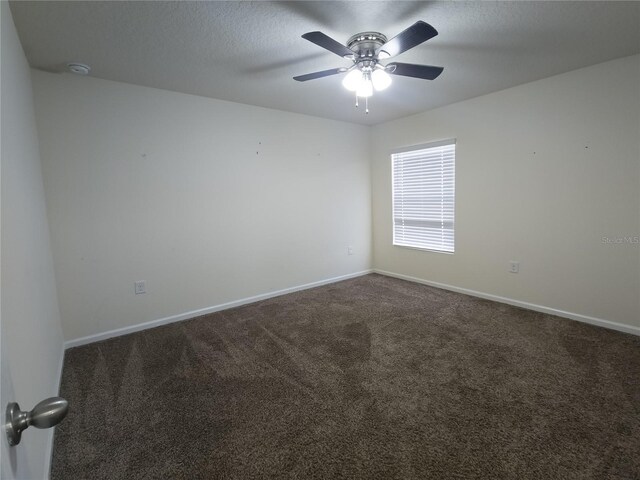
[372,54,640,330]
[1,2,65,478]
[32,71,371,342]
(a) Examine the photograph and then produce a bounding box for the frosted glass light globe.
[356,77,373,97]
[372,69,392,91]
[342,70,363,92]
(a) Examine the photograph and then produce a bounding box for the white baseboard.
[373,269,640,337]
[45,344,65,478]
[64,270,373,349]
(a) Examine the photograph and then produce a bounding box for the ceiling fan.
[294,21,444,114]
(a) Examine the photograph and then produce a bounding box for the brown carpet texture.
[52,274,640,479]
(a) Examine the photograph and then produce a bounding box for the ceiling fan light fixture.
[342,69,362,92]
[371,69,392,91]
[356,73,373,98]
[295,22,443,114]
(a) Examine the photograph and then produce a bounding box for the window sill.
[392,243,455,255]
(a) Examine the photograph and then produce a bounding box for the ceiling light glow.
[356,73,373,98]
[372,69,392,91]
[342,69,363,92]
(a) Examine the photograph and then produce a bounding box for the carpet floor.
[52,274,640,479]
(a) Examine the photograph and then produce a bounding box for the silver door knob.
[5,397,68,446]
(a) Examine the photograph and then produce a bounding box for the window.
[392,140,455,253]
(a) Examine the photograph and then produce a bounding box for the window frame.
[390,139,456,254]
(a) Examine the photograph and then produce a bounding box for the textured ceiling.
[9,1,640,125]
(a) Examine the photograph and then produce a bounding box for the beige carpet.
[52,274,640,479]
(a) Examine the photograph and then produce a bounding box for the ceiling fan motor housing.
[346,32,388,70]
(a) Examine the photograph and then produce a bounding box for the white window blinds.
[392,140,455,253]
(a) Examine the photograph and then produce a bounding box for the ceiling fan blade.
[386,63,444,80]
[377,21,438,58]
[293,68,345,82]
[302,31,354,58]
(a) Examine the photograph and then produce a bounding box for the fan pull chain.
[354,94,370,114]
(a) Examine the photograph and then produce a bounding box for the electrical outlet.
[509,261,520,274]
[134,280,146,294]
[347,246,354,255]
